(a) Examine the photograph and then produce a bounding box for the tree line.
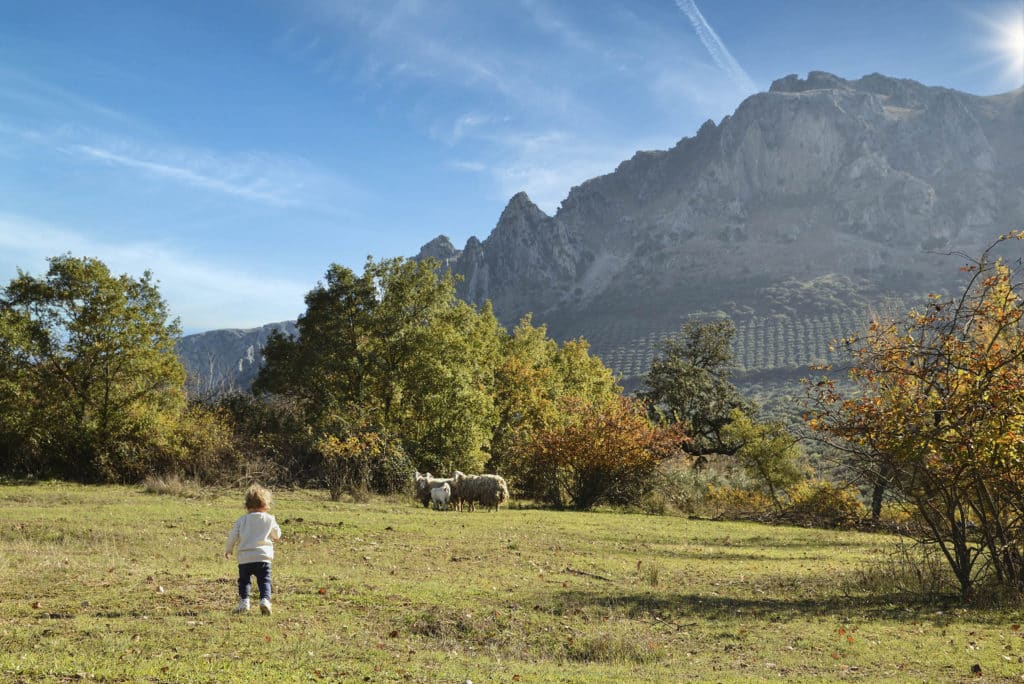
[0,252,809,509]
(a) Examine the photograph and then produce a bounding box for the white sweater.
[225,511,282,565]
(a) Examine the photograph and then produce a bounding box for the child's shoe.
[234,598,250,613]
[259,598,272,615]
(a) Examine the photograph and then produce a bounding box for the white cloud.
[450,160,487,173]
[0,66,134,125]
[0,213,308,332]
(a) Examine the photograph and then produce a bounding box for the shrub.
[784,479,866,528]
[514,396,684,510]
[315,431,411,501]
[705,485,774,521]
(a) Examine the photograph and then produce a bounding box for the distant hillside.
[177,72,1024,394]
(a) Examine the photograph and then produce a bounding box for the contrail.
[673,0,758,93]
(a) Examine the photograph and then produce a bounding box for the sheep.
[430,482,451,511]
[414,471,454,508]
[451,470,509,511]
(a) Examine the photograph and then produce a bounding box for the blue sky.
[1,0,1022,333]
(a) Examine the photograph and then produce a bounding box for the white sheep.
[431,482,451,511]
[451,471,509,511]
[414,471,454,508]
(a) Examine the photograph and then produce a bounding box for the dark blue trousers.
[237,561,272,600]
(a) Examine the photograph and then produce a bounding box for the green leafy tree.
[0,254,185,481]
[254,256,500,478]
[488,316,561,474]
[488,316,622,475]
[641,320,753,454]
[720,408,807,512]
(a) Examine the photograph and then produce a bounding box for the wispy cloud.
[0,118,358,214]
[0,213,308,331]
[72,144,308,208]
[518,0,597,54]
[673,0,758,94]
[290,0,749,217]
[0,67,359,214]
[294,0,583,115]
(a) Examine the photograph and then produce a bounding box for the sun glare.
[975,2,1024,90]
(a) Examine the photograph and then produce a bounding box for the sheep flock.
[415,470,509,511]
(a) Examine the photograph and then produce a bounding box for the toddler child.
[225,484,282,615]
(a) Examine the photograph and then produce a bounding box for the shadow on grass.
[536,587,986,626]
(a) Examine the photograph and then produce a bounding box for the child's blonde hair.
[245,484,272,511]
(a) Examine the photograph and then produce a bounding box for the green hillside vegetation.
[3,482,1023,683]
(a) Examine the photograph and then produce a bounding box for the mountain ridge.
[178,71,1024,392]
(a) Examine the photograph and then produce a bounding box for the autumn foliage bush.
[705,484,775,520]
[807,231,1024,597]
[514,396,685,510]
[783,479,865,529]
[315,431,411,501]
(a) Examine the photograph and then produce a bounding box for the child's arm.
[270,518,282,541]
[224,518,241,559]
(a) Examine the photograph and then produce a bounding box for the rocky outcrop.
[414,235,461,266]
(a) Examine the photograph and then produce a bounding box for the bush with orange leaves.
[512,395,687,510]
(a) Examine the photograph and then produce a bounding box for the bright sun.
[977,2,1024,89]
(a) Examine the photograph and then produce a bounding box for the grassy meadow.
[3,482,1024,682]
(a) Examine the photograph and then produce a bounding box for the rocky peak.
[496,192,550,228]
[415,234,461,264]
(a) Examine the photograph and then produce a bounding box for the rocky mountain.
[179,71,1024,393]
[418,71,1024,386]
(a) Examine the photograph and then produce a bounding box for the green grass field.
[2,482,1023,682]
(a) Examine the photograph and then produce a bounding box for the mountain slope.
[420,71,1023,384]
